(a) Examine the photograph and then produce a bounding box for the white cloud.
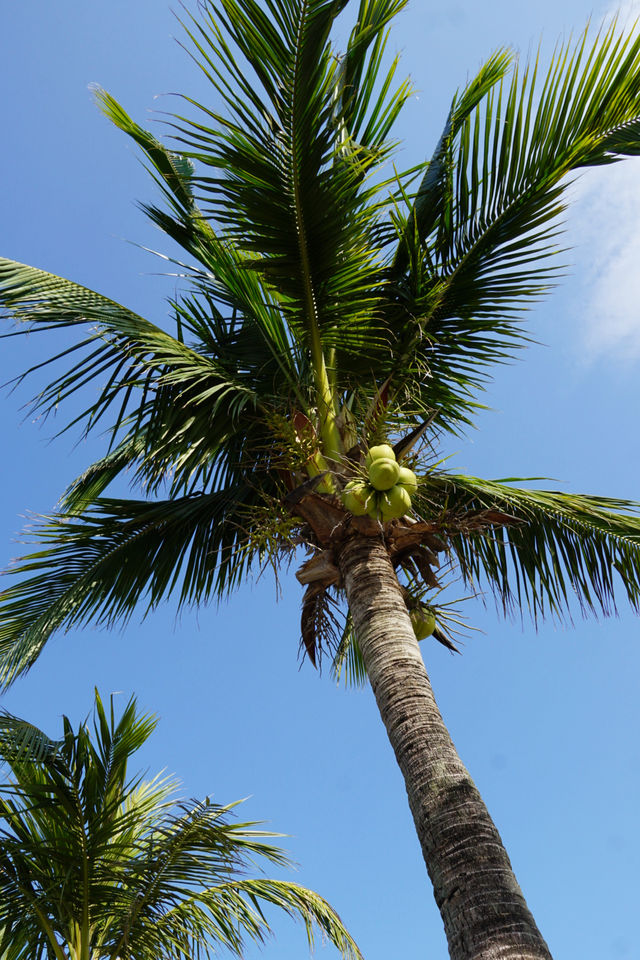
[566,161,640,361]
[562,1,640,361]
[598,0,640,26]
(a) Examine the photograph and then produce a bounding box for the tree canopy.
[0,690,360,960]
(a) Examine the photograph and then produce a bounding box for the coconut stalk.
[310,336,343,472]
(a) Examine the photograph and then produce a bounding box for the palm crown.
[2,0,640,683]
[0,690,360,960]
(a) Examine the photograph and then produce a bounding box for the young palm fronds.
[0,690,361,960]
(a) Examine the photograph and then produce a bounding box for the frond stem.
[289,1,342,469]
[17,882,68,960]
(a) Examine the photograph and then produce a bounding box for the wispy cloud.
[567,162,640,361]
[563,0,640,361]
[603,0,640,25]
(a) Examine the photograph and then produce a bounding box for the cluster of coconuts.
[341,444,418,521]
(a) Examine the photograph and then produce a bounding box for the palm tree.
[0,689,360,960]
[2,0,640,955]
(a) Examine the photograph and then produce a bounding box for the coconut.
[368,457,400,491]
[397,465,418,495]
[378,483,412,520]
[364,444,396,470]
[366,492,381,519]
[341,480,373,516]
[410,607,436,641]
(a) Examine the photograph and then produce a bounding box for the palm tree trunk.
[336,532,552,960]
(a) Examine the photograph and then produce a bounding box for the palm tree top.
[0,689,361,960]
[2,0,640,680]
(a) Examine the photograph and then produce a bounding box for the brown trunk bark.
[336,531,552,960]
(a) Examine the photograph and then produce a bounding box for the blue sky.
[1,2,639,959]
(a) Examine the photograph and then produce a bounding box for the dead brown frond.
[300,584,344,669]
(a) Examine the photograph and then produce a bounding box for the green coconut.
[397,465,418,495]
[410,607,436,641]
[366,492,381,519]
[365,444,396,470]
[378,483,412,520]
[368,457,400,491]
[341,480,372,516]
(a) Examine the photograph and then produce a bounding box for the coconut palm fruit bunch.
[341,444,418,520]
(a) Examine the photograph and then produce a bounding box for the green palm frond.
[169,0,408,358]
[336,0,411,152]
[392,47,513,273]
[417,25,640,332]
[380,25,640,429]
[178,878,361,959]
[420,473,640,622]
[95,89,309,390]
[0,717,61,764]
[0,261,258,436]
[331,615,368,687]
[94,87,199,217]
[0,260,306,488]
[0,692,361,960]
[0,488,275,687]
[60,436,149,513]
[347,52,518,429]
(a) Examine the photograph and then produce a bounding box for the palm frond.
[419,473,640,622]
[420,25,640,336]
[331,615,368,688]
[94,87,199,217]
[0,692,361,960]
[334,0,412,155]
[60,436,148,512]
[175,879,362,960]
[0,260,252,437]
[340,52,517,429]
[168,0,408,359]
[378,25,640,429]
[393,47,513,272]
[96,87,310,388]
[0,488,271,688]
[0,717,62,764]
[0,260,308,495]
